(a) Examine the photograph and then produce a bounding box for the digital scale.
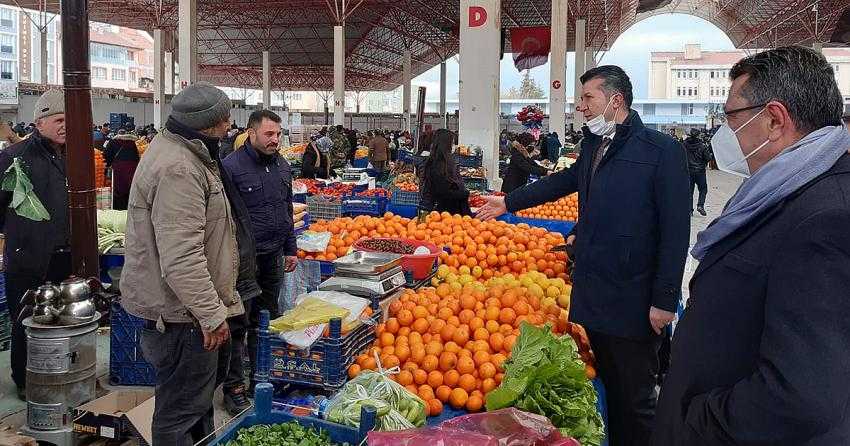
[318,251,407,298]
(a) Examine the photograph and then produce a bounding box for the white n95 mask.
[711,107,769,178]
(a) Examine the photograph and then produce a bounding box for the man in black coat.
[0,89,72,399]
[683,128,713,216]
[652,46,850,446]
[479,66,690,446]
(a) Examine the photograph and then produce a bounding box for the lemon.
[557,294,571,309]
[458,265,471,276]
[459,274,475,285]
[445,273,458,284]
[528,283,545,298]
[520,276,534,288]
[431,277,441,287]
[546,285,561,298]
[450,282,463,292]
[436,265,450,280]
[472,266,483,278]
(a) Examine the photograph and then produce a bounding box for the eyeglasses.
[720,103,767,120]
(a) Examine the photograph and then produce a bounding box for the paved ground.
[0,169,742,444]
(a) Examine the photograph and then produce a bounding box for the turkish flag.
[510,27,551,71]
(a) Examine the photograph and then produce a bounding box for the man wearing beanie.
[0,88,72,400]
[122,82,245,445]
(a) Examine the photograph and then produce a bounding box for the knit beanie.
[169,82,232,130]
[33,89,65,121]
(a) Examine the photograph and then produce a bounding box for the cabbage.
[97,210,127,253]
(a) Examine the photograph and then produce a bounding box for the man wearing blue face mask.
[478,65,691,446]
[652,46,850,446]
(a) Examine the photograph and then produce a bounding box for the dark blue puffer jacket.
[222,142,297,257]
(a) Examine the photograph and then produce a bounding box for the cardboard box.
[74,390,154,445]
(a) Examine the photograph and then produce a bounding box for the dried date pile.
[360,238,415,254]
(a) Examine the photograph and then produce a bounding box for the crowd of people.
[2,45,850,446]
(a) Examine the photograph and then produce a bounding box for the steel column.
[153,29,165,129]
[403,49,412,132]
[439,60,447,128]
[178,0,197,88]
[573,19,586,126]
[262,50,271,107]
[549,0,568,140]
[333,25,345,126]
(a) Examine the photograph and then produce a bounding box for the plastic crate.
[390,186,420,206]
[293,192,308,204]
[386,202,418,219]
[456,154,483,167]
[210,383,376,445]
[497,213,576,239]
[342,195,388,217]
[265,309,380,390]
[463,177,489,191]
[351,157,369,168]
[307,195,342,221]
[109,302,156,386]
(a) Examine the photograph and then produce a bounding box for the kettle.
[17,282,62,324]
[55,276,102,325]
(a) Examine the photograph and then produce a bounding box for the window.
[112,68,126,81]
[0,34,13,54]
[129,70,137,83]
[292,93,302,101]
[92,66,107,80]
[833,64,840,73]
[0,60,14,80]
[90,43,127,62]
[0,8,14,29]
[687,104,694,115]
[710,71,714,79]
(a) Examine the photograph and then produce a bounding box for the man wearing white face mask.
[478,65,691,446]
[653,46,850,446]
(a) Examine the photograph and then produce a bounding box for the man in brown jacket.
[122,82,243,446]
[368,131,390,173]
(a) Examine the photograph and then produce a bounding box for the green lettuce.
[1,158,50,221]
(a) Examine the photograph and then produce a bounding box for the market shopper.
[0,89,72,400]
[301,136,330,179]
[501,133,550,194]
[223,109,299,395]
[683,128,713,216]
[420,129,471,216]
[103,129,141,210]
[368,131,390,173]
[653,46,850,446]
[478,65,690,446]
[122,82,243,446]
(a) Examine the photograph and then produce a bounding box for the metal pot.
[58,277,102,305]
[56,299,97,325]
[17,283,61,324]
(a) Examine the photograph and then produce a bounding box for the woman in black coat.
[300,138,329,179]
[420,129,471,216]
[501,133,549,194]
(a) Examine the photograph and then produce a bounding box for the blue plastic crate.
[456,154,483,167]
[293,192,308,204]
[497,213,576,239]
[390,187,420,206]
[463,177,489,192]
[342,194,388,217]
[386,202,418,219]
[210,383,377,445]
[266,310,379,391]
[109,302,156,386]
[351,157,369,168]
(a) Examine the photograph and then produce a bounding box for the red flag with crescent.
[510,27,551,71]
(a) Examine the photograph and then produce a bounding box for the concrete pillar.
[262,50,271,108]
[585,46,596,69]
[439,60,447,129]
[153,29,165,129]
[333,25,345,126]
[813,42,823,54]
[549,0,568,140]
[39,28,48,84]
[402,50,412,132]
[178,0,197,89]
[573,19,587,127]
[459,0,501,186]
[164,51,174,94]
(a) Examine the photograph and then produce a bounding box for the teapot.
[17,282,62,324]
[55,276,102,325]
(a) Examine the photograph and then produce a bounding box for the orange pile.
[396,182,419,192]
[93,150,109,188]
[299,212,568,281]
[349,281,569,417]
[515,193,579,221]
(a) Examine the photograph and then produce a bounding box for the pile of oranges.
[299,212,568,282]
[515,193,579,222]
[348,278,570,417]
[93,150,109,189]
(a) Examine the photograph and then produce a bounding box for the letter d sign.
[469,6,487,27]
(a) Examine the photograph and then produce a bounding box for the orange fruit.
[429,319,446,335]
[383,355,400,369]
[397,370,414,386]
[472,340,491,353]
[485,319,501,334]
[380,332,395,347]
[489,333,505,353]
[469,317,485,331]
[418,384,435,401]
[397,309,414,326]
[443,341,461,354]
[457,355,476,375]
[428,398,443,417]
[427,370,444,388]
[466,394,484,412]
[356,354,369,368]
[499,308,517,325]
[458,373,477,392]
[348,364,361,379]
[439,351,458,372]
[444,369,460,387]
[460,295,476,310]
[479,362,497,379]
[473,350,491,367]
[491,353,507,371]
[436,385,452,403]
[452,327,470,346]
[425,341,443,357]
[413,305,429,319]
[413,368,428,385]
[504,335,518,352]
[395,345,411,363]
[484,306,501,321]
[410,344,426,364]
[421,354,439,372]
[458,309,475,325]
[362,356,377,370]
[481,377,497,394]
[398,326,411,337]
[385,318,400,334]
[405,384,419,395]
[412,318,429,334]
[500,324,514,336]
[473,327,490,342]
[449,388,469,409]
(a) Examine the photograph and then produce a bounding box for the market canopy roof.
[5,0,848,91]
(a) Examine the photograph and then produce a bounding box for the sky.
[411,13,736,101]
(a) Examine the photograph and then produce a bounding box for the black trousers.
[689,171,708,209]
[587,329,661,446]
[246,253,283,386]
[223,300,251,392]
[140,322,230,446]
[5,252,72,389]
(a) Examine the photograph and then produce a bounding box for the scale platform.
[319,266,406,297]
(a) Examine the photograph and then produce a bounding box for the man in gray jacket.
[122,82,243,445]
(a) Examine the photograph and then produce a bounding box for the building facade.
[650,44,850,101]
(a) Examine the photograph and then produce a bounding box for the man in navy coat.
[652,46,850,446]
[478,65,690,446]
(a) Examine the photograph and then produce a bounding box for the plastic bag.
[297,231,331,253]
[325,370,427,431]
[275,292,370,349]
[279,260,321,312]
[270,297,350,332]
[367,408,580,446]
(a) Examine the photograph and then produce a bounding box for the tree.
[502,86,521,99]
[315,90,333,124]
[349,90,370,113]
[519,70,546,99]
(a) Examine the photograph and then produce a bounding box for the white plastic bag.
[279,291,370,349]
[297,231,332,253]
